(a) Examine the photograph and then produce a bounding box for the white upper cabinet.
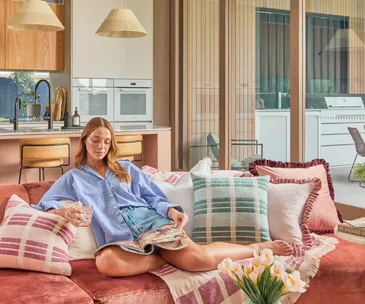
[72,0,153,79]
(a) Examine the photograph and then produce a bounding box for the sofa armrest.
[335,202,365,220]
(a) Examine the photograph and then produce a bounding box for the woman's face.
[85,127,112,161]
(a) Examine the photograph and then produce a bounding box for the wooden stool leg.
[60,166,64,176]
[39,168,42,182]
[42,168,45,181]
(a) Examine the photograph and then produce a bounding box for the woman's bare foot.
[250,240,294,256]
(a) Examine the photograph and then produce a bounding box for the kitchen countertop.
[0,123,171,139]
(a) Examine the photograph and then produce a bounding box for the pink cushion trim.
[270,177,322,247]
[249,159,343,234]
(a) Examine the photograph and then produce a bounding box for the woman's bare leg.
[96,246,166,277]
[159,238,293,272]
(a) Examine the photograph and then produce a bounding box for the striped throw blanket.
[151,234,338,304]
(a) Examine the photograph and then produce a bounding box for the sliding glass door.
[179,0,220,169]
[178,0,292,170]
[305,1,365,208]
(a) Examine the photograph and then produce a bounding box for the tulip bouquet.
[218,248,306,304]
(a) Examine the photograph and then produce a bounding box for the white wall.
[123,0,153,79]
[72,0,153,79]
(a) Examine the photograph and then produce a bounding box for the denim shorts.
[120,206,173,240]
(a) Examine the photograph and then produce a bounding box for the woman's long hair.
[75,117,131,183]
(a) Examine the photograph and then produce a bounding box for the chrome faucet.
[13,97,22,130]
[35,79,53,130]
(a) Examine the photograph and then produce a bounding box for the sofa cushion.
[268,178,321,245]
[0,184,29,222]
[249,159,342,234]
[22,181,54,205]
[70,260,174,304]
[0,269,93,304]
[0,194,77,276]
[191,174,271,245]
[155,181,195,238]
[297,235,365,304]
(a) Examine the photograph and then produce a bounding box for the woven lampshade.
[95,8,147,38]
[324,29,365,51]
[7,0,64,32]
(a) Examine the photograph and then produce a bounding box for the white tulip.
[270,261,286,279]
[218,258,234,275]
[282,270,306,293]
[229,262,244,281]
[259,248,275,266]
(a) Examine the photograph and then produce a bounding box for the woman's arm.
[127,162,184,218]
[32,171,78,211]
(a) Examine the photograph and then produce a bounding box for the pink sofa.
[0,182,364,304]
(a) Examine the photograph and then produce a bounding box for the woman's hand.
[48,207,83,227]
[167,208,189,229]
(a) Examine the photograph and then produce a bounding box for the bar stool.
[115,135,142,161]
[19,138,71,184]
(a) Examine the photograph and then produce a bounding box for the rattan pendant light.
[95,1,147,38]
[324,29,365,52]
[7,0,64,32]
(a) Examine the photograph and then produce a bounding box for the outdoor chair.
[347,127,365,187]
[206,133,263,170]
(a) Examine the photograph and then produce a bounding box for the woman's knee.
[95,247,129,277]
[162,246,216,272]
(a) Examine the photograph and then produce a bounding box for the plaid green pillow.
[191,173,271,245]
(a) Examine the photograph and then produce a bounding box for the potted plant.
[8,72,39,118]
[24,92,41,118]
[353,163,365,181]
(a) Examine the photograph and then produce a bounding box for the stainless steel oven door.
[113,88,153,122]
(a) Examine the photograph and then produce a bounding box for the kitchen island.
[0,124,171,184]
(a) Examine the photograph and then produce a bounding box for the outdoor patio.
[331,166,365,209]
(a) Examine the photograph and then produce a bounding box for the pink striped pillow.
[0,195,77,276]
[142,165,252,185]
[142,165,188,184]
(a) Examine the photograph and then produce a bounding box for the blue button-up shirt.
[32,160,183,247]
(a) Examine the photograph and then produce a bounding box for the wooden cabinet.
[1,0,64,71]
[35,4,65,71]
[0,0,5,68]
[5,0,36,70]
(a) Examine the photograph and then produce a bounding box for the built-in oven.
[72,78,114,123]
[113,79,153,122]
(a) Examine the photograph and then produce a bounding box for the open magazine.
[94,224,188,255]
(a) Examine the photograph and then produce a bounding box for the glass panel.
[305,1,365,209]
[79,92,107,116]
[230,1,291,169]
[120,94,147,115]
[181,0,220,170]
[0,71,50,121]
[179,0,293,170]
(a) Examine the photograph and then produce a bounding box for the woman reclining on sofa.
[33,117,294,277]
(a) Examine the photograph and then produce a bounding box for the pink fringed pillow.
[268,178,321,246]
[0,195,77,275]
[249,159,342,234]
